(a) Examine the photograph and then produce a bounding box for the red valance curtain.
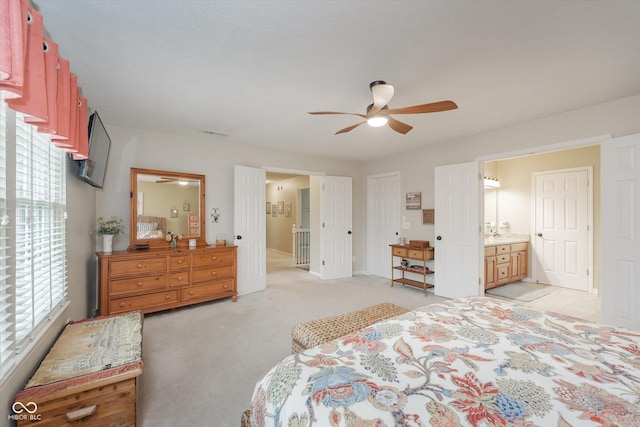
[1,0,89,159]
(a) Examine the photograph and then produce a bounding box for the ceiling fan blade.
[368,83,394,115]
[387,116,413,134]
[309,111,367,119]
[383,100,458,115]
[335,121,367,135]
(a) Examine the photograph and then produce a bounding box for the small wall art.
[271,204,277,217]
[278,200,284,214]
[266,202,271,215]
[284,203,292,217]
[422,209,435,224]
[406,192,422,210]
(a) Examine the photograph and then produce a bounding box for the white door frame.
[477,134,610,295]
[366,171,401,278]
[531,166,593,292]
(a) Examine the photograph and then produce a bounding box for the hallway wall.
[266,175,310,253]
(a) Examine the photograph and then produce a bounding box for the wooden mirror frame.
[129,167,207,250]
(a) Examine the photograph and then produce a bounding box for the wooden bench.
[12,311,143,426]
[290,302,408,353]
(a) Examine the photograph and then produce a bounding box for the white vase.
[103,234,114,253]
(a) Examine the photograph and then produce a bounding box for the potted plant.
[96,216,125,253]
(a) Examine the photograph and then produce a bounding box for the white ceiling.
[35,1,640,162]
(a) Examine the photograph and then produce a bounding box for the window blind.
[0,102,68,379]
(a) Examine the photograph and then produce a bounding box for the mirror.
[129,167,207,250]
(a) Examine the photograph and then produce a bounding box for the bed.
[136,215,166,239]
[249,297,640,426]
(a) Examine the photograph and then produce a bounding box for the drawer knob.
[223,284,228,289]
[177,276,183,281]
[119,302,125,307]
[211,272,217,276]
[189,290,194,295]
[137,282,142,287]
[166,294,171,299]
[137,263,146,269]
[211,256,217,260]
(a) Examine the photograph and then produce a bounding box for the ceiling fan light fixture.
[367,115,388,127]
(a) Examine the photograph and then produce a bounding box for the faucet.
[492,232,501,238]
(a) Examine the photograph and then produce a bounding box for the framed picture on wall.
[422,209,435,224]
[285,203,292,217]
[278,201,284,214]
[406,192,422,210]
[266,202,271,215]
[271,205,277,217]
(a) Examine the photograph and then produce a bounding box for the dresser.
[97,245,237,316]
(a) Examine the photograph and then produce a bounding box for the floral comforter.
[250,297,640,427]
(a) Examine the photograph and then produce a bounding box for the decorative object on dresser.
[96,216,125,253]
[12,311,143,426]
[390,243,434,294]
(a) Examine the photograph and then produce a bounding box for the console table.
[389,244,435,294]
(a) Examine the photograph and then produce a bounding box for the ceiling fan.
[309,81,458,135]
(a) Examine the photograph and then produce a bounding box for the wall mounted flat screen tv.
[77,111,111,188]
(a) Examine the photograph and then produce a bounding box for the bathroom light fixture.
[483,176,501,188]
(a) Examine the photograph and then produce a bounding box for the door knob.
[236,235,243,240]
[436,236,442,240]
[537,233,543,237]
[347,230,352,235]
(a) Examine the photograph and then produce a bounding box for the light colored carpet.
[486,282,551,301]
[138,251,448,427]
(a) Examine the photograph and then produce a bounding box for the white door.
[434,162,482,298]
[320,176,352,280]
[601,133,640,330]
[367,173,401,278]
[533,169,591,291]
[234,165,266,295]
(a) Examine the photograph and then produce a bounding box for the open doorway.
[265,172,310,270]
[483,144,599,295]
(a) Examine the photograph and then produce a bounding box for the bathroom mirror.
[129,167,207,250]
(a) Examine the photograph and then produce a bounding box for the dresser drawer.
[17,377,137,427]
[192,251,234,267]
[496,245,511,255]
[110,290,178,314]
[497,264,511,283]
[169,255,189,270]
[392,247,408,257]
[497,254,510,264]
[181,280,234,302]
[408,248,434,260]
[108,274,166,296]
[485,246,496,257]
[108,256,167,277]
[192,265,234,283]
[511,242,528,252]
[169,271,190,286]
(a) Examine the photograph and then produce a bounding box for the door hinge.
[322,260,325,266]
[587,269,589,276]
[322,222,325,228]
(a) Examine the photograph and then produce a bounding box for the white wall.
[96,126,365,266]
[363,94,640,247]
